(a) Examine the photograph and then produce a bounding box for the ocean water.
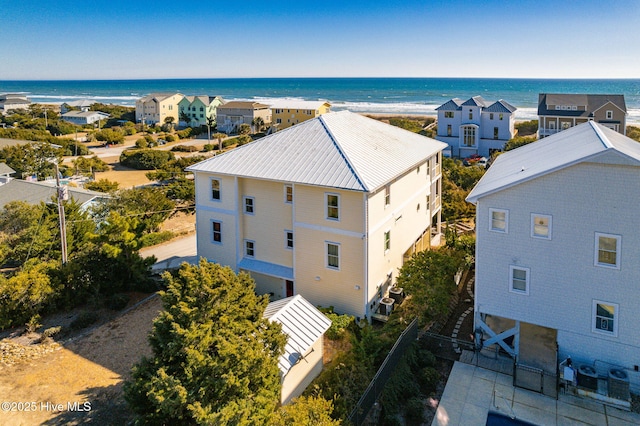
[2,78,640,124]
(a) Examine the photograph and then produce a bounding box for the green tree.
[0,259,59,329]
[251,117,264,134]
[124,260,286,425]
[238,123,251,135]
[271,396,342,426]
[164,116,176,130]
[94,128,125,145]
[180,111,191,128]
[395,247,464,326]
[73,155,110,176]
[84,178,119,193]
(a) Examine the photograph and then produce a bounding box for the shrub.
[120,149,175,170]
[139,231,174,248]
[165,134,176,142]
[85,178,119,193]
[106,293,130,311]
[515,120,538,136]
[170,144,198,152]
[176,128,192,139]
[404,397,425,425]
[322,310,355,340]
[70,311,98,330]
[135,138,148,148]
[203,143,216,152]
[25,315,42,333]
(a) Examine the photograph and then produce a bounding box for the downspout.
[234,176,240,271]
[363,192,369,322]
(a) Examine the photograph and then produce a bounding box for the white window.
[284,185,293,204]
[594,232,621,269]
[326,242,340,269]
[384,185,390,206]
[285,230,293,249]
[531,214,552,239]
[326,193,340,220]
[606,110,613,120]
[243,196,255,214]
[463,126,476,147]
[245,240,255,257]
[444,111,454,118]
[592,300,618,336]
[212,220,222,243]
[384,230,391,252]
[211,178,221,200]
[509,265,530,295]
[489,208,508,233]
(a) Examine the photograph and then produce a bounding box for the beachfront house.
[216,101,272,134]
[178,95,226,128]
[135,92,183,126]
[264,295,331,404]
[435,96,516,158]
[0,93,31,113]
[186,110,446,321]
[60,100,96,114]
[61,110,109,126]
[467,121,640,399]
[269,100,331,130]
[537,93,627,138]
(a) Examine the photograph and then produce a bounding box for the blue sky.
[2,0,639,80]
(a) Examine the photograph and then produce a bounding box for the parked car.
[463,154,486,166]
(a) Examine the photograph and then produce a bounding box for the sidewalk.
[432,361,640,426]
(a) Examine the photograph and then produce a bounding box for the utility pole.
[52,161,68,264]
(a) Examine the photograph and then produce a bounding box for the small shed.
[263,295,331,404]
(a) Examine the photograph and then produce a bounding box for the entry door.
[286,280,294,297]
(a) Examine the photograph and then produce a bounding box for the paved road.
[139,234,198,272]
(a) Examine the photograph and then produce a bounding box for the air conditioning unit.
[577,365,598,391]
[608,369,630,401]
[389,287,405,304]
[378,297,395,316]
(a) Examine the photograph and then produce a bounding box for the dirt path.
[0,295,162,425]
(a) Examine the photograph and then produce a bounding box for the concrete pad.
[495,372,513,386]
[459,401,489,426]
[513,387,557,412]
[431,402,462,426]
[606,405,640,424]
[493,383,515,405]
[474,366,497,382]
[512,401,557,426]
[558,393,605,413]
[557,415,593,426]
[556,400,606,425]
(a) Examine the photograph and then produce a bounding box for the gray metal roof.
[263,295,331,376]
[0,162,15,176]
[269,99,331,110]
[485,100,517,113]
[0,179,107,208]
[218,101,270,110]
[461,96,488,107]
[435,98,463,111]
[187,111,446,192]
[466,121,640,203]
[538,93,627,117]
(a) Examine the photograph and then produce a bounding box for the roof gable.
[466,121,640,203]
[485,100,516,113]
[436,98,462,111]
[187,111,446,192]
[264,295,331,376]
[461,96,488,107]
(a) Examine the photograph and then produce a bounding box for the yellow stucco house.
[269,100,331,130]
[135,92,183,126]
[187,111,446,321]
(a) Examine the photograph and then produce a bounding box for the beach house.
[216,101,272,134]
[61,110,109,126]
[135,92,183,126]
[178,95,225,128]
[537,93,627,138]
[0,93,31,113]
[187,110,446,320]
[269,100,331,130]
[467,121,640,398]
[435,96,516,158]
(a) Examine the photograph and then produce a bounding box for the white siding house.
[436,96,516,158]
[467,121,640,397]
[187,111,446,321]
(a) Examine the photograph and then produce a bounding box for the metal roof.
[466,121,640,203]
[538,93,627,116]
[461,96,488,107]
[435,98,463,111]
[263,295,331,376]
[0,179,107,208]
[0,162,15,176]
[485,100,517,113]
[218,101,270,110]
[187,111,446,192]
